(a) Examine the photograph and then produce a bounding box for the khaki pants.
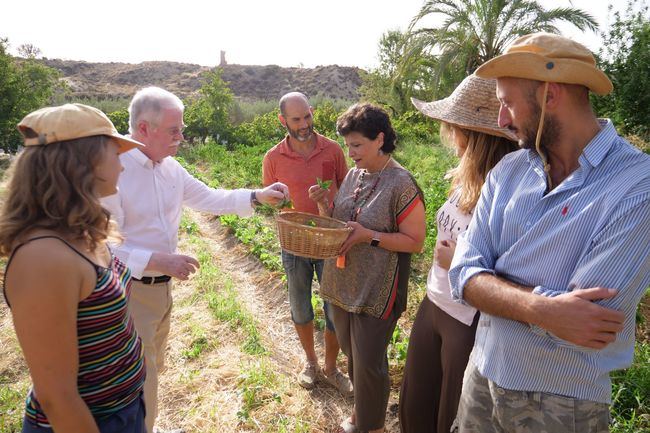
[454,362,610,433]
[129,280,173,433]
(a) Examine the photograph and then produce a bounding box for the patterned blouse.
[321,166,422,318]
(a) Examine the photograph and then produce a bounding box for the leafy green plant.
[0,382,26,433]
[311,292,326,331]
[231,109,286,148]
[237,361,281,423]
[181,336,210,360]
[316,177,332,190]
[276,198,294,209]
[388,324,409,365]
[610,342,650,432]
[107,109,129,135]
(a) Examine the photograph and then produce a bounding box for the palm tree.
[400,0,599,98]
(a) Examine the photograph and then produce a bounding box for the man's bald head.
[279,92,310,116]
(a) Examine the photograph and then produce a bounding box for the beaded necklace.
[349,157,392,222]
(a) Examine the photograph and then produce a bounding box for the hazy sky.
[1,0,625,69]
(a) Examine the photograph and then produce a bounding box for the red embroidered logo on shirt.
[561,206,569,216]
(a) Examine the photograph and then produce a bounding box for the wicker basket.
[276,211,351,259]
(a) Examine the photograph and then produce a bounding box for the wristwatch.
[370,231,381,247]
[250,190,262,207]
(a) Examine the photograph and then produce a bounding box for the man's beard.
[517,99,560,156]
[286,123,314,142]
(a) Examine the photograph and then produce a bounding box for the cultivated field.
[0,127,648,432]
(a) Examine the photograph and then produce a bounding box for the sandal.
[337,417,358,433]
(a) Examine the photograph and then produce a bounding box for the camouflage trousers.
[452,362,610,433]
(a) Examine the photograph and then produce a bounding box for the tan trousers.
[129,280,173,433]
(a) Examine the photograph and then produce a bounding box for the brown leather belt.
[133,275,172,284]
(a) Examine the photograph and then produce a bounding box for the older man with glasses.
[102,86,288,433]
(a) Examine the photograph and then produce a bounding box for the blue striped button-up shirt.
[449,120,650,403]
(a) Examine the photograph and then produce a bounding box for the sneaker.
[323,368,354,397]
[297,361,320,389]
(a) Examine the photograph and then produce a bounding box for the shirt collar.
[526,119,617,169]
[125,147,154,168]
[279,132,325,157]
[580,119,617,168]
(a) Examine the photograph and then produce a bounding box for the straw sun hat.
[474,32,613,188]
[475,32,612,95]
[18,103,144,153]
[411,74,516,141]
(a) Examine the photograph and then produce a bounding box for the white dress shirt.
[102,149,254,278]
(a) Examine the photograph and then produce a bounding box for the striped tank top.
[3,236,145,428]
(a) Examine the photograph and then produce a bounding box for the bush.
[0,38,61,152]
[107,109,129,134]
[392,110,439,146]
[52,95,131,114]
[184,68,234,145]
[230,99,278,125]
[593,1,650,141]
[312,101,340,139]
[231,109,286,148]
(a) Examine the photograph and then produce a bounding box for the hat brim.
[109,134,145,154]
[475,52,613,95]
[411,98,516,141]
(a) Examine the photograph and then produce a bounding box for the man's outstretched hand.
[255,182,289,206]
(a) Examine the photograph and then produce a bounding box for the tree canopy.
[593,1,650,142]
[361,0,599,115]
[0,38,61,153]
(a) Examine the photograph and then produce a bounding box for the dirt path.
[0,208,401,432]
[157,209,366,432]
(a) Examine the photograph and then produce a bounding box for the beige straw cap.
[18,103,144,153]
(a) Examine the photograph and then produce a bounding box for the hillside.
[42,59,364,101]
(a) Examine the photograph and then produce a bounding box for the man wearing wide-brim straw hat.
[448,32,650,432]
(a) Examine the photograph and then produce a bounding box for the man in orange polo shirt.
[263,92,352,396]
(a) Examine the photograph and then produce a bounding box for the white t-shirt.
[426,189,477,325]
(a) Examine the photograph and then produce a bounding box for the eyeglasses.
[147,120,185,138]
[165,126,185,138]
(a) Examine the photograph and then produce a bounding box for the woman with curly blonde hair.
[0,104,147,433]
